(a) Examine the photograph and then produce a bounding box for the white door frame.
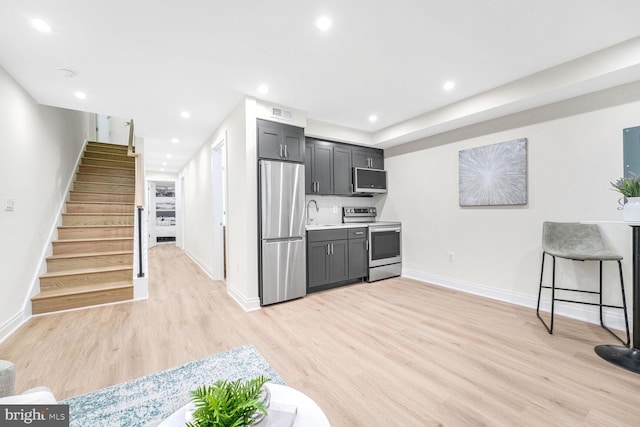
[147,181,157,248]
[211,132,228,280]
[178,174,185,249]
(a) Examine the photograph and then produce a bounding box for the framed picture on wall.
[458,138,528,206]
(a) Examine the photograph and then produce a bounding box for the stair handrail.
[126,120,143,209]
[127,119,145,278]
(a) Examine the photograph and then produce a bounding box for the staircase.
[31,142,136,314]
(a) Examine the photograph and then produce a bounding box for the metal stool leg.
[598,260,631,346]
[537,252,555,334]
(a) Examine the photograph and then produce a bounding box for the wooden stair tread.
[58,225,133,229]
[76,172,134,179]
[47,250,133,260]
[74,180,134,186]
[70,190,135,196]
[63,213,134,216]
[33,281,133,299]
[66,201,134,205]
[53,236,133,243]
[78,166,134,173]
[40,265,133,279]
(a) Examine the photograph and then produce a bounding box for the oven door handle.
[371,227,402,233]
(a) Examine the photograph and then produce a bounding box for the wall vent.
[271,107,293,121]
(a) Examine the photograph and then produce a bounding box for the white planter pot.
[623,197,640,221]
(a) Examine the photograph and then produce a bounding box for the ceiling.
[1,1,640,172]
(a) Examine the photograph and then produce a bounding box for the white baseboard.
[134,276,149,300]
[183,248,215,280]
[183,248,261,312]
[402,268,632,333]
[0,312,29,345]
[227,286,261,312]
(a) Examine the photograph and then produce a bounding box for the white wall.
[381,88,640,329]
[180,97,261,310]
[306,119,373,146]
[0,65,93,339]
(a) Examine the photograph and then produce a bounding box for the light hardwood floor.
[2,245,639,426]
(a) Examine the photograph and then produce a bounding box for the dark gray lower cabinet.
[307,227,367,292]
[348,238,367,279]
[307,239,348,289]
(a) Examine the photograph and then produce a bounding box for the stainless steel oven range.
[343,207,402,282]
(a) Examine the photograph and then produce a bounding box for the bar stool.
[536,222,630,345]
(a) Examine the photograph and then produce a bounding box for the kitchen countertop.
[305,223,367,231]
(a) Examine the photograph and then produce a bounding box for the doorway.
[148,180,177,247]
[211,134,228,280]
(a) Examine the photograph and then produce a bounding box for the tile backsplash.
[304,195,378,225]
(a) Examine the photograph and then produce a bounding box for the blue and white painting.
[458,138,527,206]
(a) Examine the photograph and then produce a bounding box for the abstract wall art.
[458,138,528,206]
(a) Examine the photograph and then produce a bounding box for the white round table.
[159,383,330,427]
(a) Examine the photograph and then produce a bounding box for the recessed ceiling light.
[160,168,165,172]
[162,161,167,166]
[171,138,179,144]
[368,115,378,123]
[74,91,86,99]
[32,18,51,33]
[181,111,191,119]
[443,81,456,91]
[258,84,269,95]
[316,16,332,31]
[166,154,172,159]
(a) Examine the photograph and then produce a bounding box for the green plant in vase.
[187,376,270,427]
[611,175,640,198]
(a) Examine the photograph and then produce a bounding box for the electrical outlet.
[332,205,338,213]
[448,251,455,262]
[4,198,14,212]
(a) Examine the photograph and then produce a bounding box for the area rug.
[60,344,285,427]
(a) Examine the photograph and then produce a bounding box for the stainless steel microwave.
[353,167,387,194]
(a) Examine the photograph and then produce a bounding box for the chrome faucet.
[306,199,319,224]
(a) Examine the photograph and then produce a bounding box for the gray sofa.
[0,360,56,403]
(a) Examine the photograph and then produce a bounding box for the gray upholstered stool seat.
[542,222,623,261]
[536,222,630,345]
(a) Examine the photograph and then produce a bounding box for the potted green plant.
[611,175,640,198]
[611,175,640,221]
[186,376,270,427]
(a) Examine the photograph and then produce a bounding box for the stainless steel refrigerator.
[259,160,306,305]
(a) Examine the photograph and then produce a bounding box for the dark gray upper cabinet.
[353,147,384,169]
[306,139,333,195]
[333,145,352,195]
[257,119,304,162]
[305,137,384,195]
